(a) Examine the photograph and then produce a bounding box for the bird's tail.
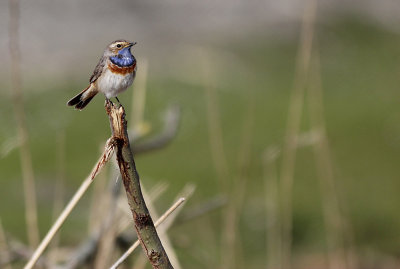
[67,85,98,110]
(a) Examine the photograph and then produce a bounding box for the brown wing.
[89,55,107,83]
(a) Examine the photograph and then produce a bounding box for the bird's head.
[106,40,137,67]
[108,40,136,54]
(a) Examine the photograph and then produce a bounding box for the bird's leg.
[105,97,113,107]
[115,97,123,107]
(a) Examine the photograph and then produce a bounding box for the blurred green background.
[1,1,400,268]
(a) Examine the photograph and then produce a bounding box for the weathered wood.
[105,100,173,269]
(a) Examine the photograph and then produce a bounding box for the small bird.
[67,39,137,110]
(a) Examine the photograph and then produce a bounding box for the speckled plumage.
[67,40,137,110]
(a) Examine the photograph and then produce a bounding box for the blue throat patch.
[110,47,135,67]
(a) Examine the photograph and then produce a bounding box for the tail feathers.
[67,86,97,110]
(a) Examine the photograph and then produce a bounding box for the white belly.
[97,69,134,98]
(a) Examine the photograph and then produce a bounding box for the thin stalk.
[308,51,353,269]
[93,179,121,269]
[48,130,66,264]
[24,139,115,269]
[263,147,282,269]
[87,155,110,233]
[0,219,13,269]
[220,88,255,269]
[201,52,230,191]
[9,0,39,248]
[131,58,149,130]
[24,176,93,269]
[279,0,317,268]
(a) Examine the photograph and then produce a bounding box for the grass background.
[1,16,400,268]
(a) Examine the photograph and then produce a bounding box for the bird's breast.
[96,64,136,98]
[108,61,136,75]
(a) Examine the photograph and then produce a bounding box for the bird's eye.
[116,44,122,48]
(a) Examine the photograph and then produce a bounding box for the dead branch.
[105,100,173,269]
[111,198,185,269]
[132,105,180,154]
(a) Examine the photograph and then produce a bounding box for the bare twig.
[93,178,122,268]
[132,105,181,154]
[9,0,39,248]
[61,178,122,269]
[162,184,195,231]
[110,198,186,269]
[24,177,92,269]
[279,0,317,267]
[8,236,49,268]
[91,138,116,179]
[176,194,226,224]
[62,181,169,269]
[24,140,116,269]
[105,100,173,269]
[87,149,111,233]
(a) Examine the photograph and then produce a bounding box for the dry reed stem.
[176,195,226,224]
[93,183,122,268]
[0,219,13,269]
[24,177,92,269]
[90,174,123,268]
[131,58,149,129]
[164,184,195,230]
[279,0,317,268]
[307,51,353,269]
[110,198,186,269]
[47,131,66,264]
[201,49,255,268]
[201,52,230,191]
[221,89,255,269]
[201,50,233,268]
[63,180,167,269]
[263,147,282,269]
[8,0,39,248]
[94,230,118,268]
[24,140,116,269]
[87,155,110,233]
[148,182,169,202]
[0,137,19,159]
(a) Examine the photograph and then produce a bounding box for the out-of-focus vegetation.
[1,16,400,268]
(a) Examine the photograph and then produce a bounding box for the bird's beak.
[128,42,137,47]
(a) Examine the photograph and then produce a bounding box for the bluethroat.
[67,40,137,110]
